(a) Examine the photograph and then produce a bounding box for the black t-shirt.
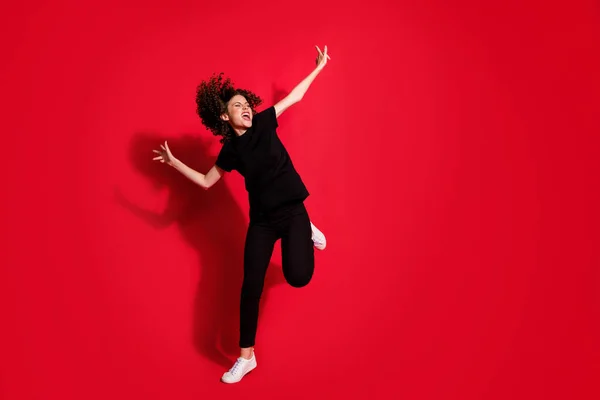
[215,106,309,215]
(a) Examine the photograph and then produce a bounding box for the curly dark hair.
[195,72,263,143]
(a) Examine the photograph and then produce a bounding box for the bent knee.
[284,271,313,288]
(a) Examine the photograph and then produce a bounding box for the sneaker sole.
[220,363,257,384]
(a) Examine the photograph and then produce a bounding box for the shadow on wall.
[115,132,285,368]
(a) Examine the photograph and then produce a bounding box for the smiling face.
[221,94,253,133]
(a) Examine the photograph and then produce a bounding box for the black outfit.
[216,106,314,348]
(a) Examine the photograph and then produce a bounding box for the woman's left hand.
[315,45,331,70]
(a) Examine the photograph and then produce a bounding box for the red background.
[2,1,599,399]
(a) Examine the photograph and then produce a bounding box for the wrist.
[170,157,182,168]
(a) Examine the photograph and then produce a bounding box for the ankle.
[240,347,254,359]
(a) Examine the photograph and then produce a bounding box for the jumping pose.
[153,45,331,383]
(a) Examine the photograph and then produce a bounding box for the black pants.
[239,202,315,348]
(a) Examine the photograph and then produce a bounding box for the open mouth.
[242,112,251,121]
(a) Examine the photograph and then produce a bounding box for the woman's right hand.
[153,141,177,166]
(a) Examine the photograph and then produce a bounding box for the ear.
[220,112,230,122]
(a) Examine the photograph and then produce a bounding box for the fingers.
[153,141,172,163]
[153,148,165,162]
[315,45,331,63]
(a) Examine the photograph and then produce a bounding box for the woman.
[153,45,331,383]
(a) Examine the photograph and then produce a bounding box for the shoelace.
[230,359,243,375]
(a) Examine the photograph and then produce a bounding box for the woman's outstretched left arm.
[274,45,331,118]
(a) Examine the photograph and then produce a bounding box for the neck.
[232,126,248,136]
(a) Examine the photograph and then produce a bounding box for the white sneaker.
[310,222,327,250]
[221,353,257,384]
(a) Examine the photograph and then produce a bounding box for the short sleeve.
[254,106,278,131]
[215,140,237,172]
